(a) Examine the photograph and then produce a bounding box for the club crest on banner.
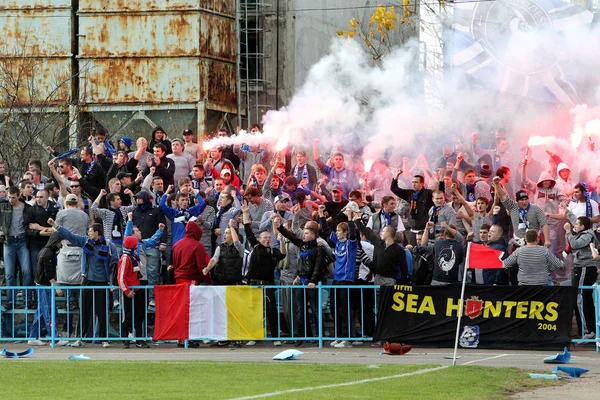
[465,296,483,319]
[459,325,480,348]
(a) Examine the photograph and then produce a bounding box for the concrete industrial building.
[0,0,419,152]
[241,0,419,127]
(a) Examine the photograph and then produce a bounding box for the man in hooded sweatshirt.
[555,162,575,197]
[168,221,211,347]
[170,221,211,286]
[522,160,564,257]
[564,209,598,340]
[28,232,69,346]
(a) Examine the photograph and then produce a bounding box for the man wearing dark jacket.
[422,221,465,285]
[28,232,68,346]
[24,188,59,285]
[487,224,509,279]
[145,143,176,189]
[407,231,434,285]
[242,203,286,345]
[357,219,408,286]
[149,126,172,155]
[390,169,444,243]
[78,148,106,189]
[276,220,327,345]
[1,186,32,310]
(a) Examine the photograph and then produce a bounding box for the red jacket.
[210,166,241,189]
[172,222,211,284]
[118,254,140,296]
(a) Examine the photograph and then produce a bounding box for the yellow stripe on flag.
[225,286,265,340]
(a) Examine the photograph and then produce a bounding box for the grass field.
[0,361,559,399]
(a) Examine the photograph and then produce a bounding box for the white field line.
[229,365,450,400]
[462,354,509,365]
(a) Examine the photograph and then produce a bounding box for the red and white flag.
[152,284,265,341]
[465,242,504,269]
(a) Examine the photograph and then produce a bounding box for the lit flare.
[527,136,552,147]
[275,136,289,152]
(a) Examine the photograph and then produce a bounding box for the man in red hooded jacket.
[170,222,211,285]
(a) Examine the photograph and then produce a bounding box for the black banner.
[374,284,577,350]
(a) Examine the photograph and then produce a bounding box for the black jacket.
[431,238,465,284]
[24,202,60,248]
[144,155,176,189]
[107,158,138,182]
[35,232,62,286]
[390,179,444,230]
[0,199,30,243]
[358,221,408,283]
[149,138,172,155]
[244,223,285,282]
[132,202,167,244]
[79,160,106,189]
[489,238,510,285]
[411,245,434,285]
[278,225,327,284]
[214,242,243,284]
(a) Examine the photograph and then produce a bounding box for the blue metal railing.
[570,284,599,350]
[1,283,598,350]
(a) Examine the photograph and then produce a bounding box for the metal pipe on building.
[275,0,280,110]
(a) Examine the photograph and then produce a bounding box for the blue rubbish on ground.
[543,347,571,364]
[1,348,34,358]
[528,373,559,380]
[553,366,589,378]
[273,349,303,360]
[68,354,91,361]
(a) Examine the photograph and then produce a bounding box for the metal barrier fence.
[0,284,598,350]
[571,285,600,350]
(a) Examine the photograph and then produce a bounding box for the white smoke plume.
[219,4,600,184]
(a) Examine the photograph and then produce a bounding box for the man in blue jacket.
[48,218,119,348]
[159,184,206,245]
[318,205,358,348]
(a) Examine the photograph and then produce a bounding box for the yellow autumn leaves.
[337,3,412,46]
[336,17,360,39]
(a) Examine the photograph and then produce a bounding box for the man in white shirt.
[566,183,600,224]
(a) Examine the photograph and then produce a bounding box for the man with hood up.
[555,162,575,197]
[28,232,69,346]
[522,161,564,257]
[170,223,209,347]
[170,221,211,286]
[149,126,172,155]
